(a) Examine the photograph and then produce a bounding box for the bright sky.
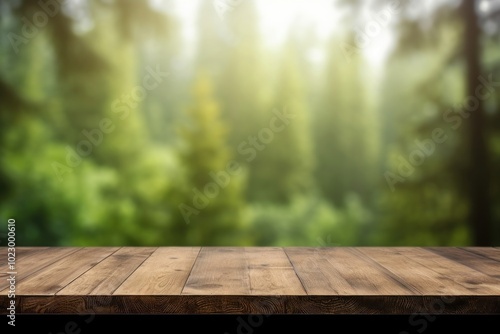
[161,0,468,71]
[166,0,399,69]
[255,0,340,44]
[169,0,341,45]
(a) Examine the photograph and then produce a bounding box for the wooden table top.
[1,247,499,314]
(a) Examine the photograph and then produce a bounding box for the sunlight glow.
[255,0,340,46]
[479,0,491,12]
[170,0,397,67]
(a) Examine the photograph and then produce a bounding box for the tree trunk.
[462,0,491,246]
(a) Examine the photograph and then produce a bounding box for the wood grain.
[428,247,500,279]
[15,247,119,295]
[0,247,80,293]
[183,247,306,296]
[410,248,500,294]
[285,247,353,295]
[5,295,499,314]
[461,247,500,262]
[356,247,481,295]
[286,247,415,295]
[246,247,306,295]
[57,247,156,295]
[114,247,200,295]
[183,247,251,295]
[1,247,499,315]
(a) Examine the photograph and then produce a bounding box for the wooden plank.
[15,247,119,295]
[0,247,34,273]
[5,247,50,266]
[285,247,353,295]
[114,247,200,295]
[0,248,6,286]
[7,295,500,314]
[407,248,500,294]
[1,247,48,259]
[245,247,306,295]
[356,247,481,295]
[462,247,500,262]
[57,247,157,295]
[182,247,251,295]
[0,247,80,292]
[428,247,500,279]
[286,247,415,295]
[0,247,48,273]
[324,248,417,295]
[1,247,499,315]
[15,247,48,252]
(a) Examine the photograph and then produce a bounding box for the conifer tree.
[253,39,315,203]
[173,73,248,245]
[314,34,379,207]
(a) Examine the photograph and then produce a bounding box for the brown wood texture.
[428,247,500,279]
[14,248,120,295]
[114,247,200,295]
[461,247,500,262]
[58,247,157,295]
[1,247,499,314]
[0,247,80,292]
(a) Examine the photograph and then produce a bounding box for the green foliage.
[313,35,379,208]
[170,74,249,245]
[248,194,373,246]
[251,41,315,204]
[376,186,470,246]
[0,0,498,246]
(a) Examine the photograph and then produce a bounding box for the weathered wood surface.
[1,247,499,314]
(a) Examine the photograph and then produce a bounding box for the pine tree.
[253,38,315,204]
[172,73,248,245]
[0,0,175,246]
[313,34,379,207]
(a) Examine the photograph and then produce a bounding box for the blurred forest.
[0,0,499,246]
